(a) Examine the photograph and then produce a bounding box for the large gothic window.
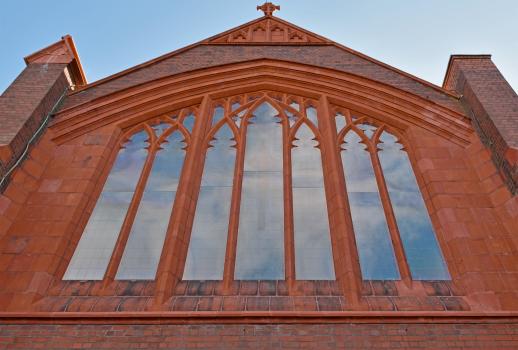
[64,109,194,280]
[183,95,335,281]
[64,93,450,286]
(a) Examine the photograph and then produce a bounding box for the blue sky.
[1,0,517,94]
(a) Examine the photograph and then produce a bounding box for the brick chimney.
[444,55,518,194]
[0,35,86,189]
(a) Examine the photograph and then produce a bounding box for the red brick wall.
[1,322,518,349]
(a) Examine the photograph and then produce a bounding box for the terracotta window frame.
[57,91,454,305]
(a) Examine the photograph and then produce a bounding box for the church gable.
[54,3,463,120]
[206,16,330,44]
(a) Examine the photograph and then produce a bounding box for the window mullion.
[102,131,159,284]
[222,103,249,291]
[316,96,362,307]
[153,98,211,305]
[283,109,296,289]
[368,141,412,285]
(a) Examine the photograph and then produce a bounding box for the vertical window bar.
[223,98,256,288]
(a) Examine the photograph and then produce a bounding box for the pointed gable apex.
[204,16,332,45]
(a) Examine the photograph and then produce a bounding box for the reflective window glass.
[292,124,335,279]
[335,113,346,132]
[63,130,149,280]
[183,123,236,280]
[341,131,400,280]
[235,102,284,280]
[305,106,318,126]
[211,106,225,126]
[116,130,186,280]
[378,131,449,280]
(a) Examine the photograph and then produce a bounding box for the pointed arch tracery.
[62,88,452,304]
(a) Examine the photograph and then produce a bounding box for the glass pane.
[306,106,318,126]
[151,121,171,137]
[292,124,335,280]
[335,113,346,132]
[183,114,195,132]
[63,130,149,280]
[116,131,186,280]
[183,123,236,280]
[286,109,297,127]
[357,123,377,139]
[341,131,400,280]
[378,131,449,280]
[235,102,284,280]
[211,107,225,126]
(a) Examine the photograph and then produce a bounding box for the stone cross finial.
[257,2,280,16]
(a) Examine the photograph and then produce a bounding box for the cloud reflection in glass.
[183,108,236,280]
[116,128,186,280]
[235,102,285,280]
[292,123,335,280]
[341,130,400,280]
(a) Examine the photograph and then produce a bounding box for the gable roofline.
[68,14,460,99]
